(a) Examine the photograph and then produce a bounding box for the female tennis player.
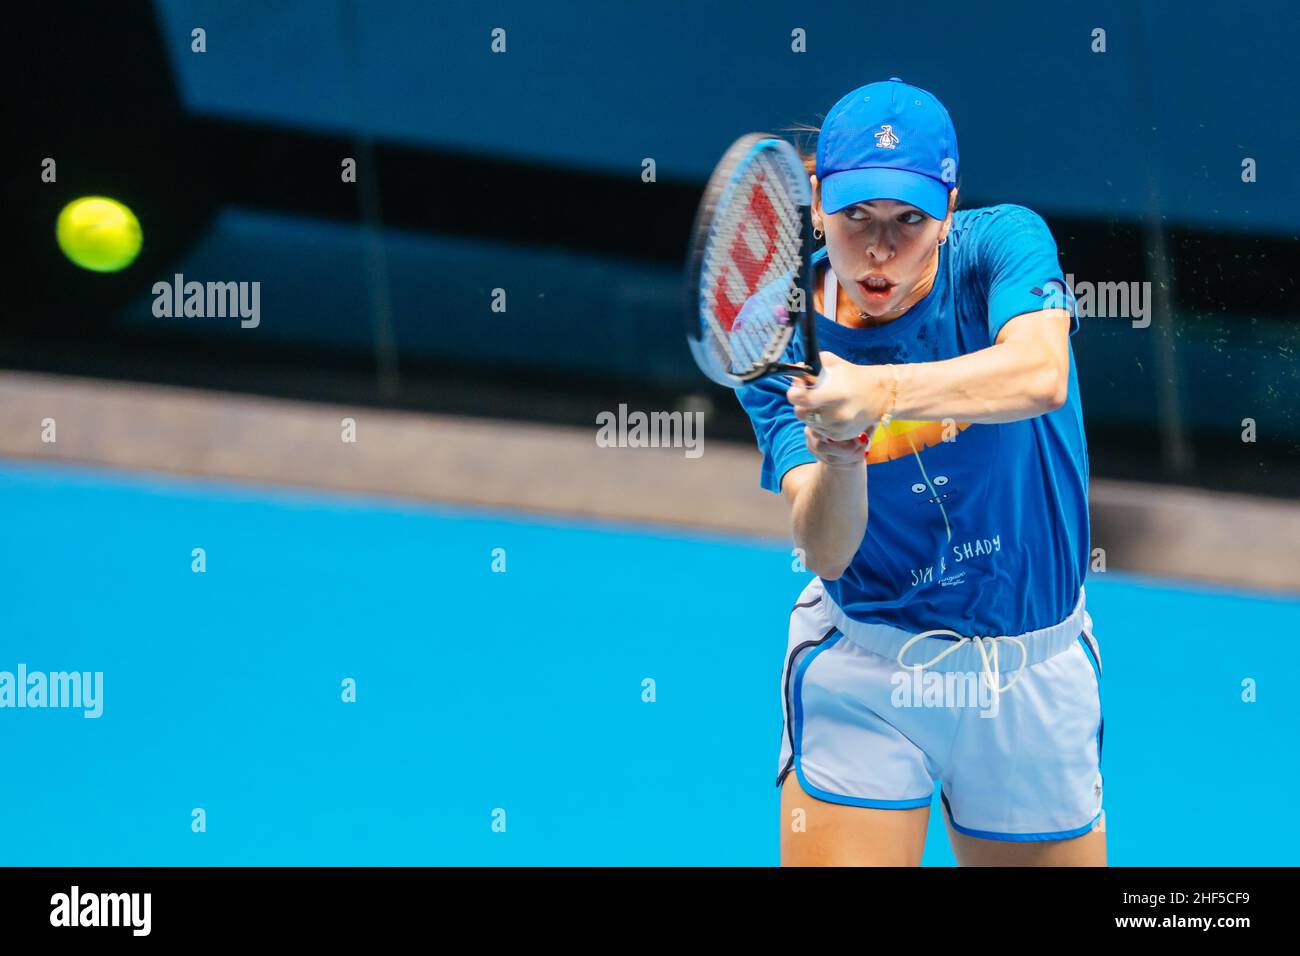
[736,78,1103,865]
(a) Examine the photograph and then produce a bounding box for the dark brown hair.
[783,122,821,178]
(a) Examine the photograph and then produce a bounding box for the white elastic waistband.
[823,585,1092,697]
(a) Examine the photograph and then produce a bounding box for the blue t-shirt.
[736,204,1090,637]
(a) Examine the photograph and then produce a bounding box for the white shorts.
[777,577,1104,842]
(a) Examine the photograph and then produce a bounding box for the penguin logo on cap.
[874,125,900,149]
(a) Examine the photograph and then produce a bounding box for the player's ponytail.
[782,122,821,178]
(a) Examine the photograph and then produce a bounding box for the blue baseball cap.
[816,77,959,221]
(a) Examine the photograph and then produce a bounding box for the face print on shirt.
[912,474,953,507]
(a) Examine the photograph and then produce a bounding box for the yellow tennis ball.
[56,196,143,273]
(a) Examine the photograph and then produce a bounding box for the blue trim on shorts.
[1076,634,1104,768]
[777,624,839,787]
[1077,633,1101,683]
[790,629,934,810]
[941,789,1102,843]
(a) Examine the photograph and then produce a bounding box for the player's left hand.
[787,351,892,442]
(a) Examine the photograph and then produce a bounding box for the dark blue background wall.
[157,0,1298,233]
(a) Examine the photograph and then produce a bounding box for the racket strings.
[700,149,805,377]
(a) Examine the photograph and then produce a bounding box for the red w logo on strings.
[712,173,780,332]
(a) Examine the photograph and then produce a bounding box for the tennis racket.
[684,133,824,390]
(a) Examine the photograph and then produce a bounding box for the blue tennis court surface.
[2,459,1297,865]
